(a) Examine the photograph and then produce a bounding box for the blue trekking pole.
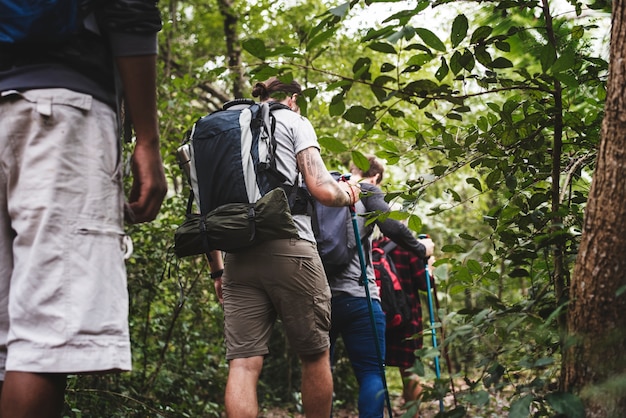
[419,234,444,413]
[345,179,393,418]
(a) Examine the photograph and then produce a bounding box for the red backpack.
[372,241,412,328]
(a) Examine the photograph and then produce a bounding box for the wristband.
[345,190,352,204]
[210,269,224,279]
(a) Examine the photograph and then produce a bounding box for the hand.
[427,256,435,278]
[213,278,223,305]
[338,181,361,206]
[418,237,435,258]
[126,139,167,223]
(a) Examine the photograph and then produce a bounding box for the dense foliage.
[63,0,615,417]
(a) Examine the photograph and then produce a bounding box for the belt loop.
[36,97,52,117]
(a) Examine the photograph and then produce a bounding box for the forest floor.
[256,379,512,417]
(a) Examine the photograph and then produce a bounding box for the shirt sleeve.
[362,183,427,260]
[99,0,162,57]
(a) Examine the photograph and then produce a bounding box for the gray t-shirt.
[271,107,319,243]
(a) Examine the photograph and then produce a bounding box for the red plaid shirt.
[374,238,428,369]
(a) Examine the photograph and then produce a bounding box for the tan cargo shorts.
[0,88,131,378]
[222,238,331,360]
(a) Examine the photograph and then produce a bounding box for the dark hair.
[251,77,302,101]
[350,155,385,184]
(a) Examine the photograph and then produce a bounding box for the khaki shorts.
[0,88,131,378]
[222,238,331,360]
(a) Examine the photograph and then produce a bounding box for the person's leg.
[222,248,277,418]
[339,297,387,418]
[265,240,333,417]
[400,368,422,418]
[0,371,66,418]
[0,90,128,418]
[225,356,264,418]
[300,350,333,418]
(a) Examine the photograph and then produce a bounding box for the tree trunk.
[562,1,626,416]
[217,0,246,98]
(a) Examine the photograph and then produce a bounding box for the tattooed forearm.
[297,148,331,187]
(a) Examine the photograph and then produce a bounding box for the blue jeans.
[330,294,386,418]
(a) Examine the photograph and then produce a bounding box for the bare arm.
[206,250,224,305]
[116,54,167,223]
[297,147,359,206]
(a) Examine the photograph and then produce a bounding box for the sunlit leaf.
[351,150,369,172]
[242,38,267,59]
[415,27,446,52]
[318,136,349,153]
[451,14,468,48]
[328,1,350,17]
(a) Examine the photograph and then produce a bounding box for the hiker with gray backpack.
[0,0,167,417]
[196,77,361,418]
[320,156,434,418]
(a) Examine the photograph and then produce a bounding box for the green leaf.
[495,41,510,52]
[404,79,439,94]
[408,215,422,233]
[442,244,466,253]
[368,41,397,54]
[490,57,513,68]
[447,188,462,202]
[508,394,533,418]
[470,26,492,44]
[353,57,372,80]
[451,14,469,48]
[406,53,434,67]
[509,268,529,278]
[459,233,478,241]
[450,50,463,74]
[415,28,447,52]
[435,57,449,81]
[485,169,502,188]
[467,259,482,274]
[328,1,350,17]
[474,45,492,67]
[540,43,556,73]
[545,392,585,418]
[477,116,489,131]
[554,72,579,88]
[571,25,585,40]
[351,150,369,172]
[242,38,267,59]
[318,136,348,153]
[343,105,374,124]
[380,62,396,72]
[432,165,447,176]
[466,177,482,191]
[551,49,576,74]
[329,95,346,117]
[250,64,279,81]
[460,49,475,71]
[308,28,336,52]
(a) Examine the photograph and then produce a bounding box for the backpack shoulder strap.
[223,98,255,110]
[382,240,398,254]
[268,102,291,112]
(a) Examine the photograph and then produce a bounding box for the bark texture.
[563,1,626,416]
